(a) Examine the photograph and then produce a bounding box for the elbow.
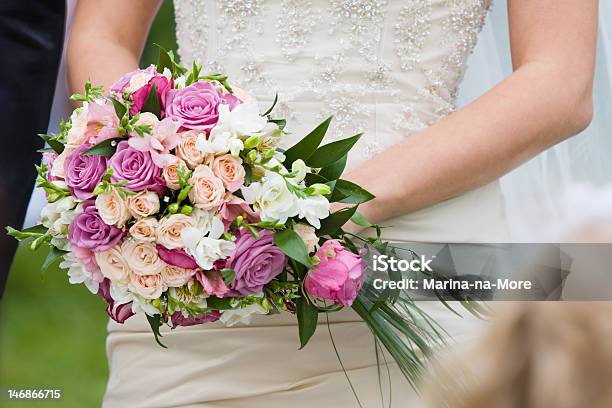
[567,92,593,135]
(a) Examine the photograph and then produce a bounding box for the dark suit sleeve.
[0,0,65,297]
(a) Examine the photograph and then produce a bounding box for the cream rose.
[128,272,165,300]
[157,214,196,249]
[134,112,160,130]
[176,131,207,169]
[127,190,160,218]
[293,223,318,253]
[66,106,89,146]
[95,189,131,227]
[211,154,246,193]
[121,238,166,276]
[162,159,187,190]
[161,265,195,288]
[95,246,131,284]
[129,217,158,242]
[50,146,74,180]
[189,165,226,210]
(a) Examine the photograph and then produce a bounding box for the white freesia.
[291,159,309,183]
[131,296,162,316]
[181,214,234,270]
[219,303,268,327]
[173,75,187,89]
[196,103,269,156]
[41,196,77,250]
[110,281,134,304]
[297,195,330,229]
[60,252,99,294]
[241,171,299,224]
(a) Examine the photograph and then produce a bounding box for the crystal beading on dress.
[174,0,491,162]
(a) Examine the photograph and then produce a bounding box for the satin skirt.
[103,302,486,408]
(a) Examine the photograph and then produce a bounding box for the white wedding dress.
[103,1,506,406]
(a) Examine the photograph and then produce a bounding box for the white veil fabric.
[458,0,612,241]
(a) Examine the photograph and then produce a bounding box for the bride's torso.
[173,0,510,242]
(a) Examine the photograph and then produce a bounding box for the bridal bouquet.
[8,48,455,387]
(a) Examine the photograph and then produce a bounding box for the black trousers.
[0,0,65,297]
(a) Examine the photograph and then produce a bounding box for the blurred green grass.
[0,2,176,407]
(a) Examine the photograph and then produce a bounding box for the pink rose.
[127,190,160,218]
[129,217,158,242]
[164,81,240,132]
[304,240,365,307]
[68,200,124,252]
[128,117,181,167]
[121,238,166,276]
[211,154,245,193]
[109,141,165,194]
[95,246,131,284]
[161,265,195,287]
[188,165,225,210]
[176,131,207,169]
[156,214,196,249]
[118,66,173,115]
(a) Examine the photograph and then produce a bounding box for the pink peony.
[304,240,365,307]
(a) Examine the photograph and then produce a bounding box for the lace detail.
[173,0,491,158]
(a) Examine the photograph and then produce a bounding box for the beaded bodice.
[174,0,491,164]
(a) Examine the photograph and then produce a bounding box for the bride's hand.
[67,0,162,96]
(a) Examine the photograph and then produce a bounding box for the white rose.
[121,239,166,276]
[129,217,158,242]
[293,223,318,253]
[157,214,196,249]
[95,189,131,227]
[219,303,268,327]
[296,195,330,229]
[127,190,160,218]
[181,227,235,270]
[95,246,131,284]
[241,171,299,224]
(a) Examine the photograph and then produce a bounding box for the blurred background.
[0,2,176,406]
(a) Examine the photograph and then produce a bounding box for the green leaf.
[318,154,347,180]
[330,179,376,204]
[141,82,161,117]
[304,172,329,186]
[274,228,312,267]
[38,134,64,154]
[261,93,278,116]
[42,246,67,273]
[206,296,233,310]
[145,314,167,348]
[305,133,363,169]
[82,138,123,157]
[157,47,173,73]
[219,269,236,285]
[350,211,373,228]
[268,118,286,130]
[317,206,357,236]
[5,225,48,241]
[110,97,127,119]
[296,297,318,349]
[283,116,333,166]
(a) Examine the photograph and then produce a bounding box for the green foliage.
[317,206,357,236]
[82,138,123,157]
[296,297,318,349]
[141,82,161,117]
[283,116,333,166]
[305,133,363,168]
[69,80,104,103]
[145,314,167,348]
[329,179,376,204]
[274,228,313,267]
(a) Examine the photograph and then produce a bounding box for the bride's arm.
[67,0,162,95]
[345,0,598,226]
